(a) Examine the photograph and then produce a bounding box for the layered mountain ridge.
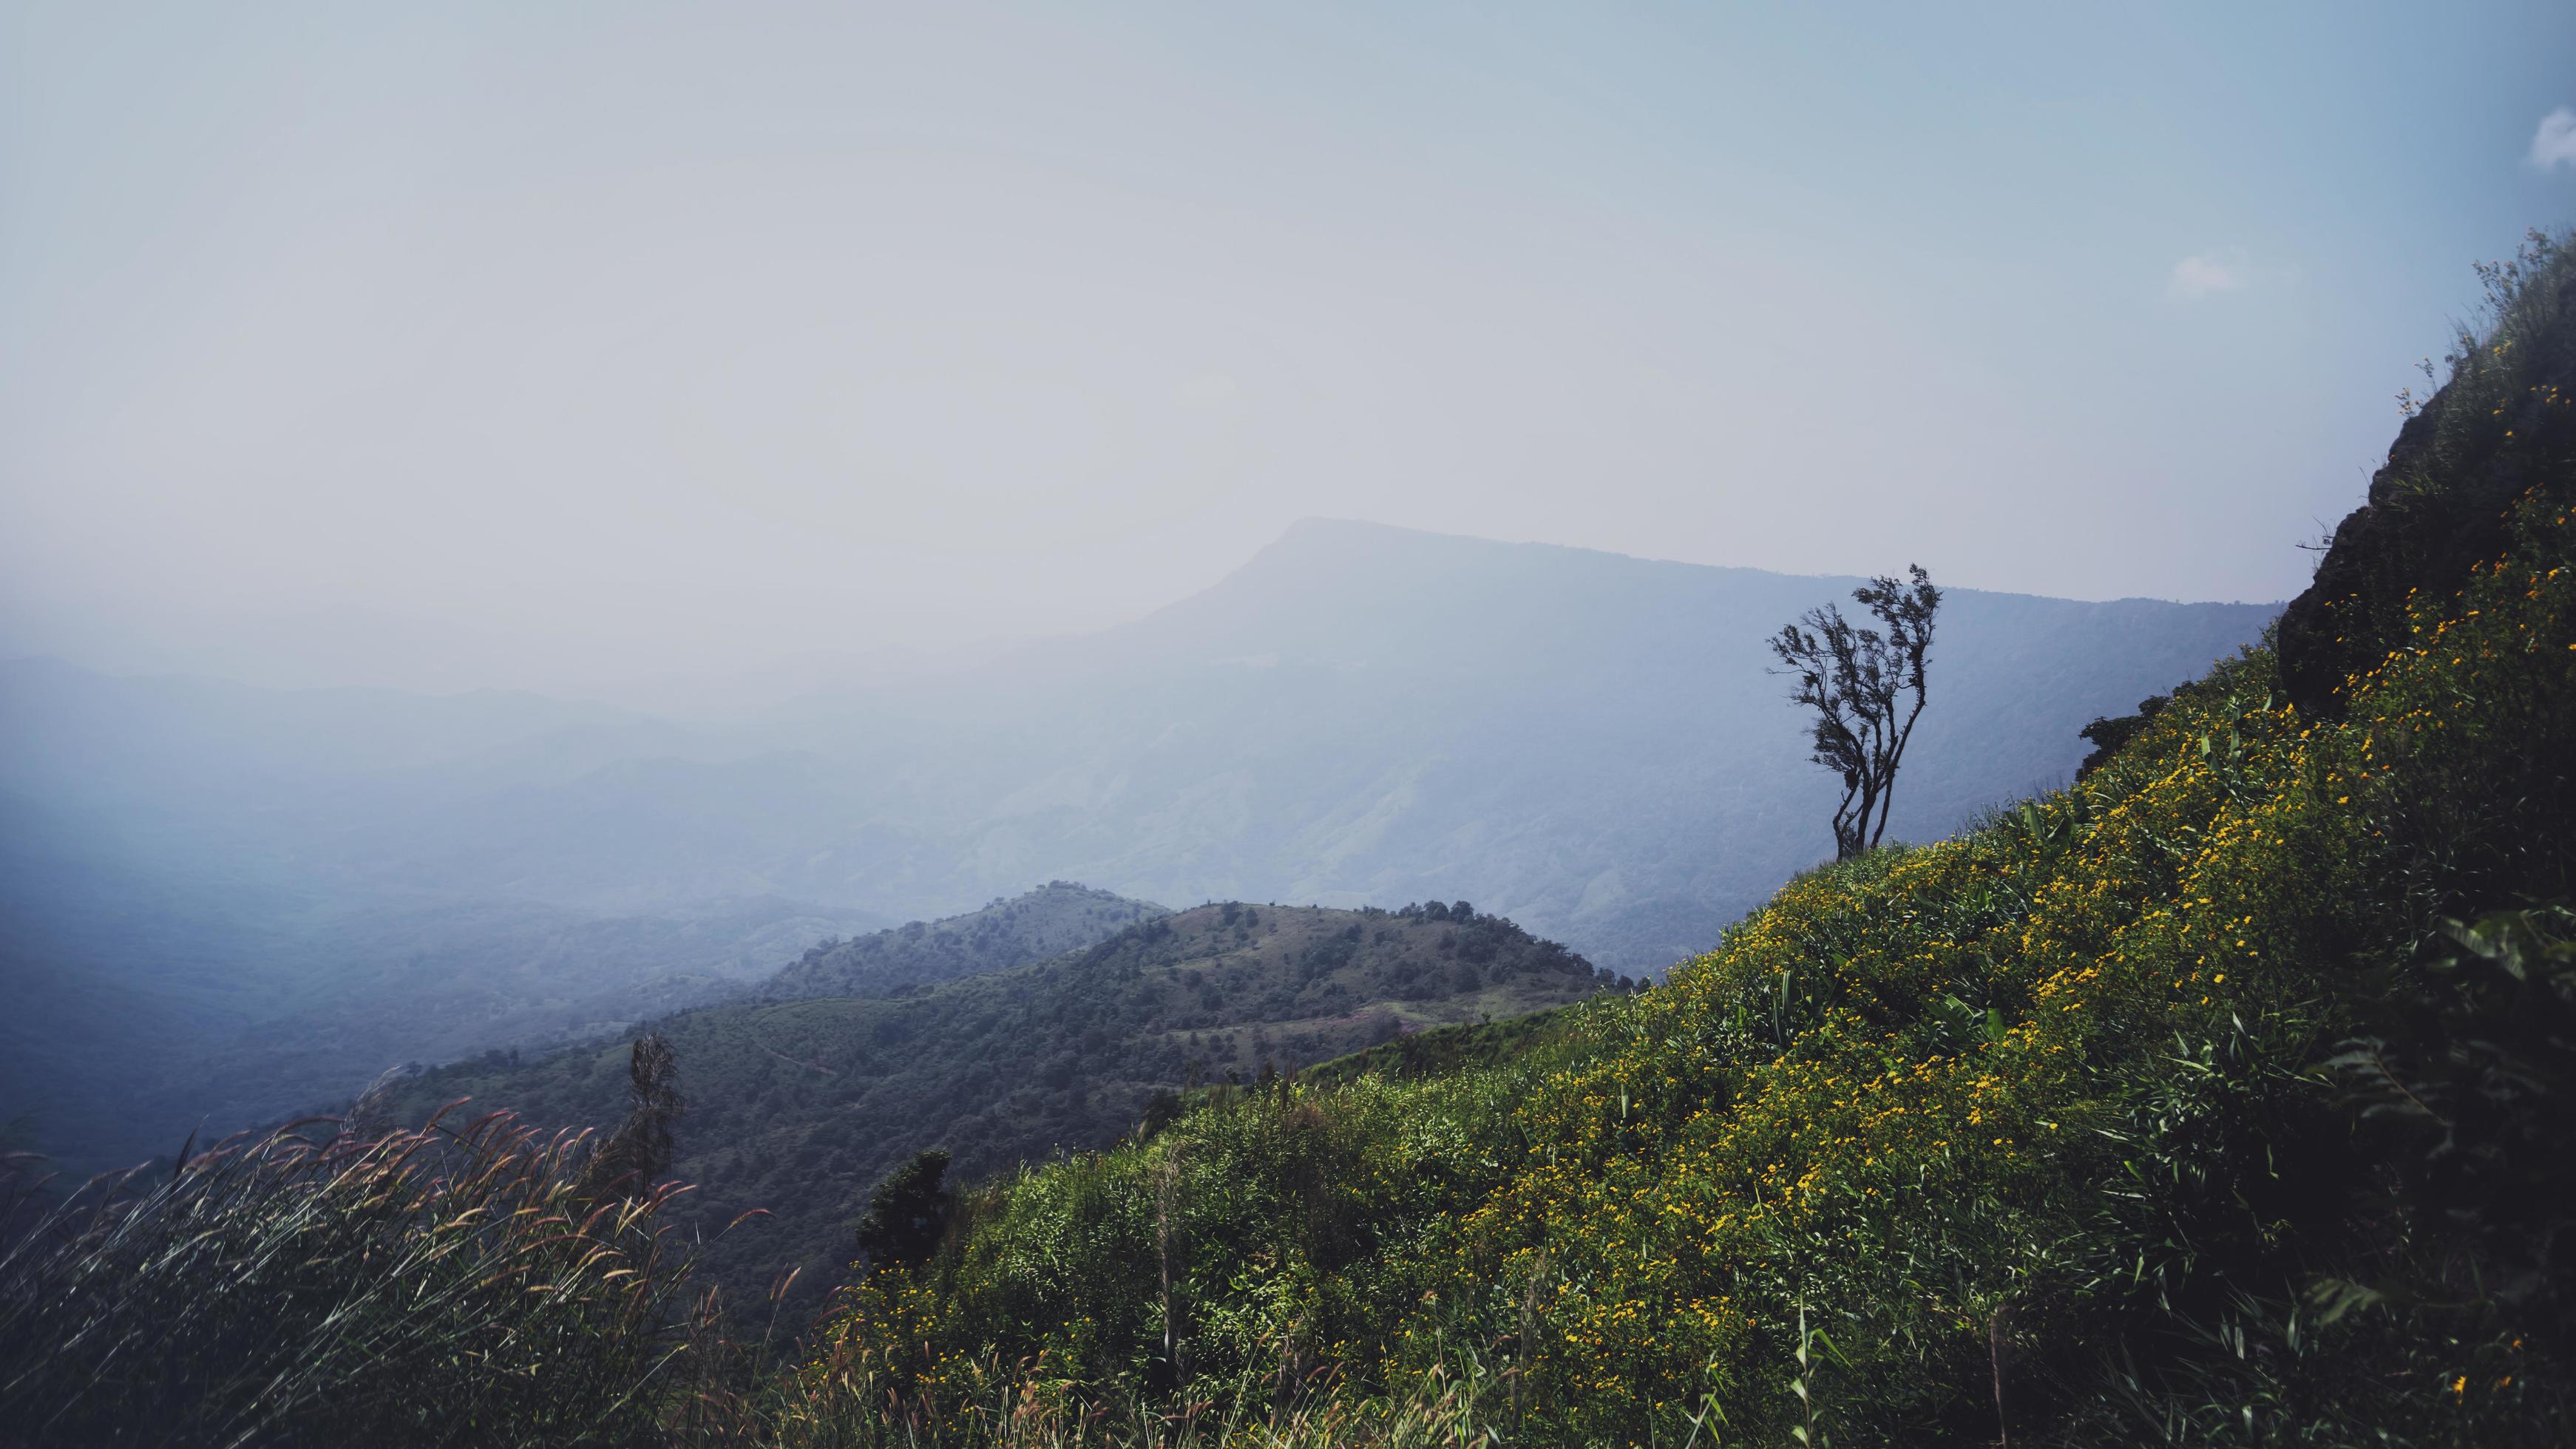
[1,521,2274,1171]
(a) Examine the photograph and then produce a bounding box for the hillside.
[401,900,1604,1326]
[756,881,1167,1000]
[801,236,2576,1445]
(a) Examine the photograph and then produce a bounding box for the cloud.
[2166,248,2251,302]
[2533,108,2576,170]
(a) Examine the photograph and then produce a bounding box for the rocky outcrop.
[2277,245,2576,719]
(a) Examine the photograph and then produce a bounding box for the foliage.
[399,902,1602,1331]
[855,1148,955,1274]
[2076,692,2171,778]
[2324,905,2576,1316]
[586,1032,688,1198]
[760,885,1169,1002]
[689,1335,1514,1448]
[1767,565,1943,858]
[0,1109,708,1447]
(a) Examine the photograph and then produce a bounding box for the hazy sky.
[4,1,2572,698]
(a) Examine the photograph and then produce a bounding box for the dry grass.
[685,1340,1510,1448]
[0,1104,709,1447]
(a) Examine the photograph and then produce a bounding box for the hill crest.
[757,880,1167,1000]
[399,897,1606,1322]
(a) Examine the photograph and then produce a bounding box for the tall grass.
[0,1106,706,1446]
[682,1331,1511,1448]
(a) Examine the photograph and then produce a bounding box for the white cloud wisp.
[2533,107,2576,170]
[2167,248,2252,302]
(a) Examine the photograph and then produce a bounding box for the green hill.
[754,880,1167,1000]
[796,234,2576,1445]
[397,897,1605,1327]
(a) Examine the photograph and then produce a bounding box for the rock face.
[2277,401,2513,718]
[2277,251,2576,720]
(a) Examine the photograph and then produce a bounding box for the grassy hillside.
[786,234,2576,1446]
[399,899,1605,1329]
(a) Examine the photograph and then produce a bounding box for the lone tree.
[1767,565,1942,860]
[581,1033,685,1198]
[853,1147,953,1273]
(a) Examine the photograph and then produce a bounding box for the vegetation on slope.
[401,899,1606,1331]
[786,233,2576,1445]
[756,882,1167,1000]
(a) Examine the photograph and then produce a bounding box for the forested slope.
[756,882,1166,1000]
[404,899,1605,1327]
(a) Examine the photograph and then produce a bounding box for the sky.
[3,1,2573,701]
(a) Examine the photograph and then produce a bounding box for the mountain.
[401,900,1606,1323]
[1,533,2270,1170]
